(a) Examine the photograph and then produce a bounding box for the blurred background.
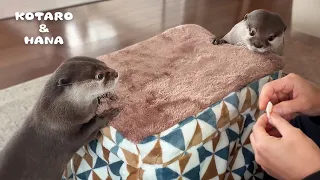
[0,0,320,89]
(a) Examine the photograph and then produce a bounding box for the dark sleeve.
[310,116,320,126]
[304,171,320,180]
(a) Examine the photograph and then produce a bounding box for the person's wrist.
[314,87,320,116]
[301,154,320,179]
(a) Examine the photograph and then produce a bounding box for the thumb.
[273,99,301,116]
[269,113,292,136]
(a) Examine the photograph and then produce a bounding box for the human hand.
[259,73,320,119]
[250,113,320,180]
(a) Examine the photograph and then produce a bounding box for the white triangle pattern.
[238,87,248,111]
[224,101,239,120]
[94,167,109,180]
[231,148,245,170]
[108,152,121,164]
[214,155,227,175]
[182,150,200,174]
[166,160,181,175]
[231,172,242,180]
[180,119,197,149]
[76,159,91,174]
[119,162,129,179]
[248,87,258,105]
[160,140,184,163]
[215,131,229,152]
[199,155,213,179]
[203,140,213,153]
[137,139,158,160]
[241,123,254,145]
[119,138,139,155]
[197,119,216,141]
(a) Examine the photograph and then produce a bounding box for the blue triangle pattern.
[224,93,239,109]
[197,146,213,163]
[156,167,179,180]
[110,146,119,155]
[248,81,259,96]
[242,147,254,165]
[140,135,157,144]
[89,139,98,153]
[271,72,278,81]
[197,108,216,128]
[247,161,254,174]
[183,165,200,180]
[94,157,108,169]
[109,161,123,176]
[179,116,195,127]
[232,166,246,176]
[214,146,229,161]
[227,128,239,142]
[77,170,92,180]
[115,131,124,144]
[160,129,185,151]
[244,114,254,128]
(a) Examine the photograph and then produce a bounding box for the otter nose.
[253,41,263,48]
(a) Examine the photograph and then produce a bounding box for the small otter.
[0,56,120,180]
[212,9,287,56]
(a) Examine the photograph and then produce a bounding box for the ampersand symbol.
[39,24,49,33]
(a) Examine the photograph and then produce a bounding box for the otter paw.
[106,92,118,101]
[212,38,227,45]
[88,98,99,114]
[98,108,121,119]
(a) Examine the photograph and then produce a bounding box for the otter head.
[243,9,287,54]
[56,56,119,103]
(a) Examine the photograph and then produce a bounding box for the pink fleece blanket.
[97,24,284,143]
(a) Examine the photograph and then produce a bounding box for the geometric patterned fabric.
[63,71,282,180]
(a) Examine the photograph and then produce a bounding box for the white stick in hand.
[266,101,273,119]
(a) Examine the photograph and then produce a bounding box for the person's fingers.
[272,100,302,116]
[250,133,257,155]
[276,91,291,102]
[265,122,274,132]
[269,113,293,136]
[252,114,270,140]
[269,93,280,105]
[282,114,293,121]
[259,77,294,110]
[267,128,282,137]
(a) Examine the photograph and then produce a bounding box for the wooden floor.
[0,0,320,89]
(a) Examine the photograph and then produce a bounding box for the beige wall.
[292,0,320,37]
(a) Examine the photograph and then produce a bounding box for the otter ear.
[284,25,287,32]
[57,77,72,87]
[244,13,248,20]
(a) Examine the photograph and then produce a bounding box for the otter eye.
[249,29,255,36]
[95,73,104,80]
[268,35,275,42]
